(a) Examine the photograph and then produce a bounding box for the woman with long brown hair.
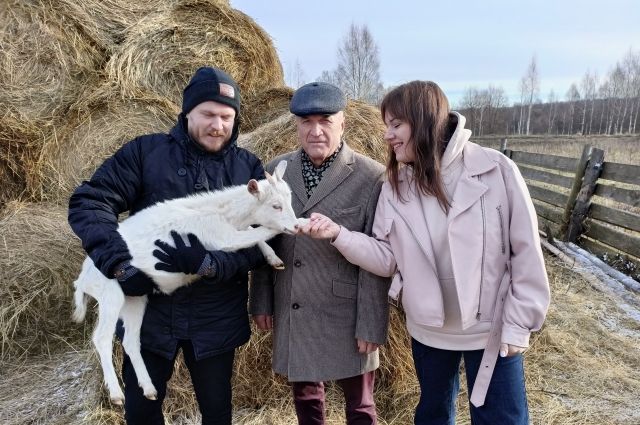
[302,80,549,424]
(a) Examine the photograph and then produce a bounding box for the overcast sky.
[230,0,639,106]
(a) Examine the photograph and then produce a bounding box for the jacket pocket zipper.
[477,176,486,320]
[497,205,506,255]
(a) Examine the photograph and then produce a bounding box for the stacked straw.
[0,0,103,123]
[0,114,49,208]
[35,83,180,203]
[105,0,284,106]
[0,0,283,208]
[0,201,86,361]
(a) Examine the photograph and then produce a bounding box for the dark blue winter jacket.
[68,114,266,360]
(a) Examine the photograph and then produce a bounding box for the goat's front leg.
[120,295,157,401]
[224,226,280,251]
[258,240,284,269]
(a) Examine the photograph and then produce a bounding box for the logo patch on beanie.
[219,83,235,99]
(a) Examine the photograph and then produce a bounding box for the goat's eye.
[272,205,282,211]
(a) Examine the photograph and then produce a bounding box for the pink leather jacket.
[332,141,550,406]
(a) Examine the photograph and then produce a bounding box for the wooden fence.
[498,140,640,278]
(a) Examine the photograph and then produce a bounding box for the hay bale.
[0,113,50,209]
[52,0,181,51]
[0,0,103,122]
[105,0,284,107]
[0,201,86,361]
[36,83,180,203]
[240,99,387,164]
[242,87,294,133]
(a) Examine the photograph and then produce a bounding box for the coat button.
[163,326,170,334]
[292,303,300,310]
[194,183,203,190]
[177,168,187,176]
[294,259,302,267]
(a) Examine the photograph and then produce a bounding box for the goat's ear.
[274,160,287,180]
[265,171,275,185]
[247,179,260,197]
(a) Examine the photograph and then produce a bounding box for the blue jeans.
[411,338,529,425]
[122,340,235,425]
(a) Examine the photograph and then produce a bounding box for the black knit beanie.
[182,67,241,115]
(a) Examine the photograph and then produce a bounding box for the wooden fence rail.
[498,140,640,278]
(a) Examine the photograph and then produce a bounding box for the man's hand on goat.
[153,231,213,276]
[113,261,156,296]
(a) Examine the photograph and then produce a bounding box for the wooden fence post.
[560,144,592,238]
[565,148,605,242]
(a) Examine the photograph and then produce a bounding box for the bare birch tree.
[333,23,383,103]
[523,56,540,135]
[517,78,528,134]
[547,90,557,134]
[622,49,640,133]
[486,85,508,133]
[580,70,597,134]
[287,58,306,89]
[565,84,580,134]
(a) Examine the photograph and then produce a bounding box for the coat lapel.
[448,143,496,222]
[448,173,488,222]
[285,150,309,208]
[301,144,354,214]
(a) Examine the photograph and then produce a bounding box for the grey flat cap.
[290,82,347,116]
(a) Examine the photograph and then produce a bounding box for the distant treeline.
[457,49,640,136]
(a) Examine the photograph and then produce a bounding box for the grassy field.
[475,134,640,165]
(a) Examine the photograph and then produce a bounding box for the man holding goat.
[69,67,265,425]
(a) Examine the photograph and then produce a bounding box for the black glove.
[153,231,212,276]
[113,261,156,296]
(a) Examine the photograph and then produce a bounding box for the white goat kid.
[72,160,304,405]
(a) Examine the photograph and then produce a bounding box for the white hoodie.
[406,112,492,350]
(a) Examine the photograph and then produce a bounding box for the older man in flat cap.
[250,82,391,424]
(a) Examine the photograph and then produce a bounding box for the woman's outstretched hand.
[299,212,342,240]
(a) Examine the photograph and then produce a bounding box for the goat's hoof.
[110,395,124,406]
[143,388,158,401]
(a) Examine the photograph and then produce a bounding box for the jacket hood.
[441,111,472,171]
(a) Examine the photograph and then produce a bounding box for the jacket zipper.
[497,205,506,255]
[477,176,486,320]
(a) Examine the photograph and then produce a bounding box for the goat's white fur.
[72,160,305,405]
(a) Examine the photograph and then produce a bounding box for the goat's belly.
[152,273,198,295]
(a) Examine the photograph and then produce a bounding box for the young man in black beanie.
[69,66,266,425]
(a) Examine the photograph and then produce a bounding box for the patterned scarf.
[301,142,343,197]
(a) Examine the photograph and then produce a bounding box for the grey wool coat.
[250,143,391,382]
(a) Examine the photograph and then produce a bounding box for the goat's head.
[246,160,300,234]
